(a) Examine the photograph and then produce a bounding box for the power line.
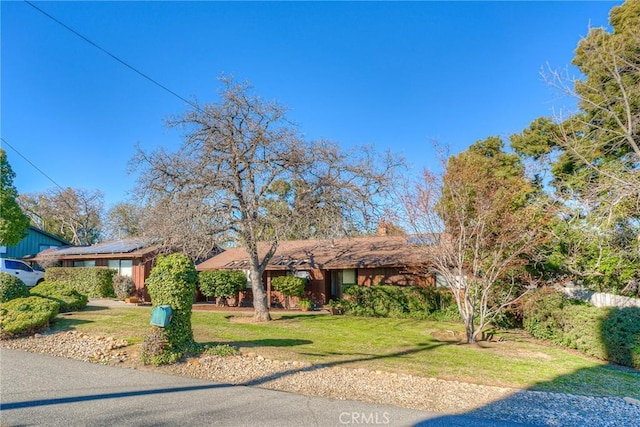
[14,1,207,194]
[1,137,65,191]
[23,0,200,112]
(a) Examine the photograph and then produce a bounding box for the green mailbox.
[150,305,173,327]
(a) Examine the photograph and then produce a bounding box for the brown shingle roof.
[196,235,426,271]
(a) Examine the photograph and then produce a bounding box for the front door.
[330,270,342,299]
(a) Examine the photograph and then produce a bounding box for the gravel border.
[2,331,639,426]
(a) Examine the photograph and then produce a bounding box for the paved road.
[0,349,531,426]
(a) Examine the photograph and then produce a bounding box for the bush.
[198,270,247,306]
[601,307,640,368]
[0,272,30,303]
[203,343,240,357]
[30,281,88,312]
[522,289,640,369]
[0,296,59,337]
[112,275,135,300]
[341,285,455,319]
[271,276,306,309]
[142,253,198,366]
[45,267,116,298]
[522,288,567,341]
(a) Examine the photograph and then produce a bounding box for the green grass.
[48,307,639,398]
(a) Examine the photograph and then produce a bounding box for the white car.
[0,258,45,287]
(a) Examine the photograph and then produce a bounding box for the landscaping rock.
[1,331,639,426]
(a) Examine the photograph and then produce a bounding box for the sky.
[1,0,621,209]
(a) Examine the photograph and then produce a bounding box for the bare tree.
[103,202,144,240]
[399,140,550,343]
[131,77,401,321]
[19,187,103,245]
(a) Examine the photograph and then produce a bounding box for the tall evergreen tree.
[0,149,30,247]
[511,0,640,294]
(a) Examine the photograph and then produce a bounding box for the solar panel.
[54,238,152,255]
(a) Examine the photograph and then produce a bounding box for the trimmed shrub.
[0,272,30,303]
[142,253,198,366]
[522,289,640,369]
[45,267,116,298]
[198,270,247,306]
[112,275,135,300]
[601,307,640,368]
[0,296,59,337]
[342,285,455,319]
[271,276,305,309]
[30,281,88,312]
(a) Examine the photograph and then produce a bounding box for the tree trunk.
[250,265,271,322]
[464,317,476,344]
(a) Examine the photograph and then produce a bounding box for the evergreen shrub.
[341,285,454,319]
[601,307,640,368]
[0,296,59,337]
[44,267,116,298]
[522,289,640,368]
[30,281,88,312]
[0,272,30,303]
[271,276,305,309]
[198,270,246,305]
[142,253,198,366]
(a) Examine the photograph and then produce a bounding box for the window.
[73,260,96,267]
[39,244,60,252]
[6,259,33,272]
[243,270,252,288]
[342,269,356,285]
[108,260,133,277]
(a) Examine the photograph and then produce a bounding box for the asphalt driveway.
[0,348,532,426]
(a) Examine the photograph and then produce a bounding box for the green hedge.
[0,272,30,303]
[0,296,60,337]
[142,253,198,366]
[601,307,640,368]
[522,289,640,368]
[30,281,88,313]
[45,267,116,298]
[342,285,454,319]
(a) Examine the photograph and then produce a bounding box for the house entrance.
[330,270,342,299]
[330,269,357,299]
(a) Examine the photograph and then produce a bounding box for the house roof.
[29,225,72,246]
[196,235,427,271]
[34,237,159,260]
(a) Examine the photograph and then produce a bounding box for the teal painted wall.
[2,227,69,259]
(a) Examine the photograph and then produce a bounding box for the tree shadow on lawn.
[51,316,94,331]
[80,305,109,312]
[413,307,640,426]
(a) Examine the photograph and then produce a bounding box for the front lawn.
[50,306,640,398]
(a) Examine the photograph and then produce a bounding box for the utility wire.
[14,1,206,193]
[1,137,65,191]
[24,0,201,112]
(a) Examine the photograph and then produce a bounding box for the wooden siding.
[195,267,431,308]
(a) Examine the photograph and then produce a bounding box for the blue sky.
[1,1,620,209]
